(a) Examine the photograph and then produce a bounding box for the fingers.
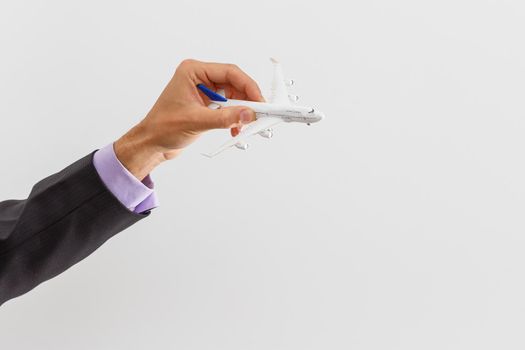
[175,59,262,133]
[231,126,241,137]
[220,84,248,100]
[197,106,256,131]
[197,62,264,102]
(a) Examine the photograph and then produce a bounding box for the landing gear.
[258,128,273,139]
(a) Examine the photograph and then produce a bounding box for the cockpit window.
[308,108,315,113]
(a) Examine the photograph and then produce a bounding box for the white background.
[1,0,525,349]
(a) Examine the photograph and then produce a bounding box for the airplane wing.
[202,116,282,158]
[269,58,292,105]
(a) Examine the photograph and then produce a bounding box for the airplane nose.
[317,111,325,121]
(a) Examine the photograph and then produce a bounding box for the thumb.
[198,106,256,131]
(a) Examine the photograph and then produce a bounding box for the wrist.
[114,124,166,181]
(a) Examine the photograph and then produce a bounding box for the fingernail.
[240,109,253,124]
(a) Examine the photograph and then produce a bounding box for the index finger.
[197,62,264,102]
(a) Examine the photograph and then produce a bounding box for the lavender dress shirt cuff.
[93,143,159,213]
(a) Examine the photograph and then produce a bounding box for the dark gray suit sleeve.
[0,152,149,305]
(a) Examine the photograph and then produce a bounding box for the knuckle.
[179,58,197,69]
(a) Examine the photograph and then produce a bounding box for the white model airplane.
[198,58,324,157]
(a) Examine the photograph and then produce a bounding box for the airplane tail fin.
[197,84,227,102]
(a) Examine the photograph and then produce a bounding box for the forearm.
[0,152,147,305]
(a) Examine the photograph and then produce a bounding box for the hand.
[114,59,264,180]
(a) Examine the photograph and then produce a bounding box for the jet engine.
[235,142,249,150]
[288,94,299,102]
[258,128,273,139]
[286,79,295,87]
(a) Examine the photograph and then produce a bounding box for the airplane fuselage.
[215,100,324,124]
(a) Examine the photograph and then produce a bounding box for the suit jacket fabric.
[0,152,148,305]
